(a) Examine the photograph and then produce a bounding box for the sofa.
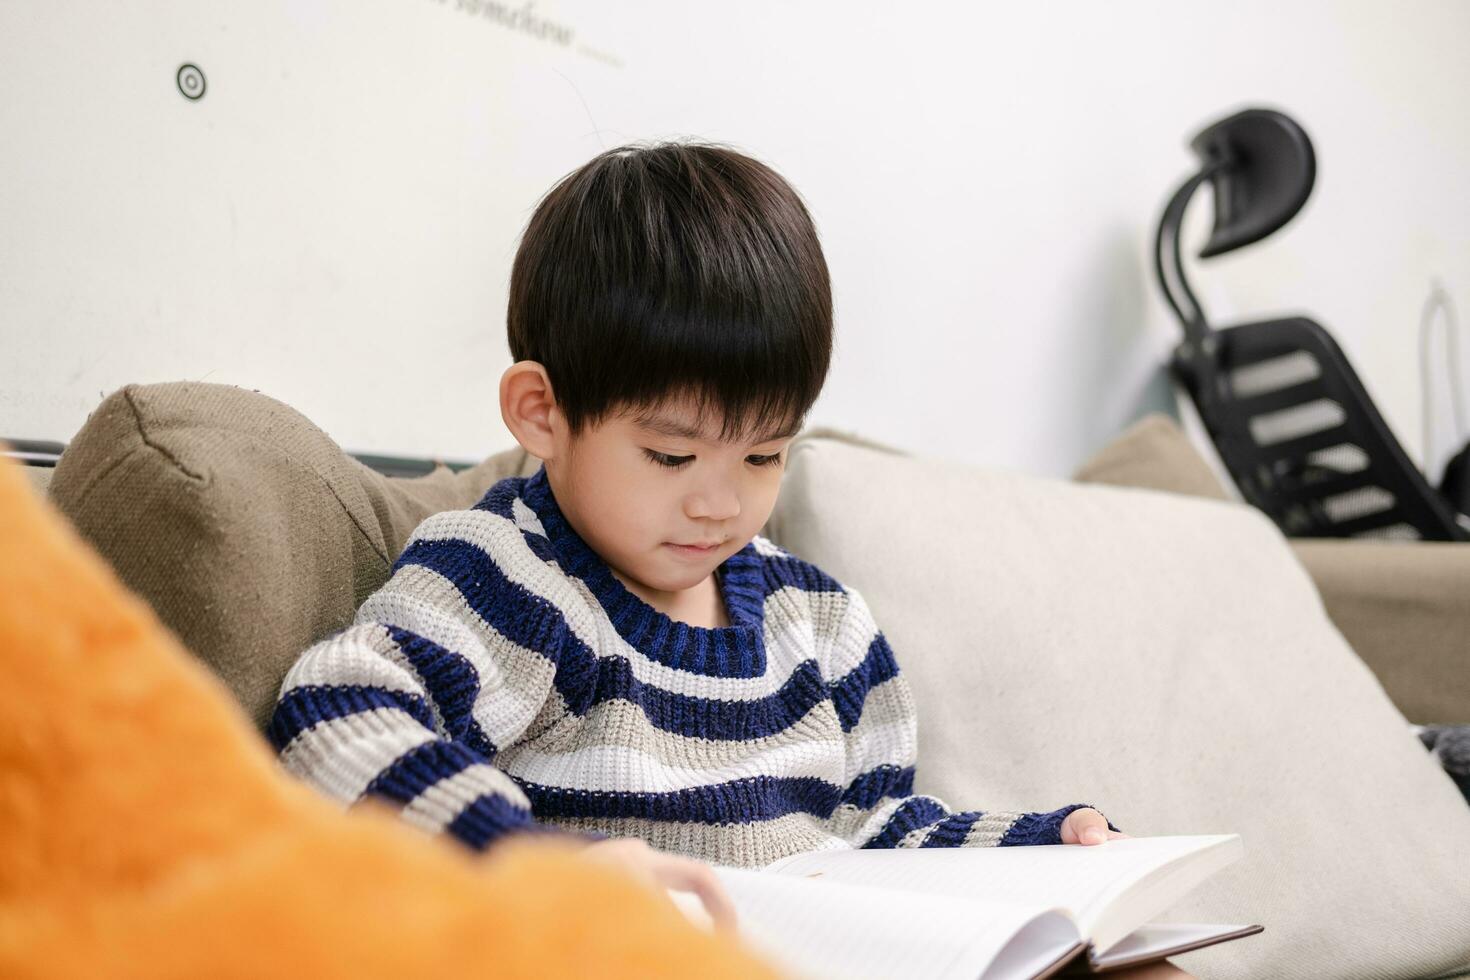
[30,382,1470,979]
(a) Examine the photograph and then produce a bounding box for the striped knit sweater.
[270,466,1102,868]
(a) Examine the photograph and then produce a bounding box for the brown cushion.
[49,383,538,729]
[1074,413,1231,500]
[1077,413,1470,724]
[1292,539,1470,724]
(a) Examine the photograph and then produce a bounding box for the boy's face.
[546,396,796,598]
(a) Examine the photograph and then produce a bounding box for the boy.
[270,142,1126,934]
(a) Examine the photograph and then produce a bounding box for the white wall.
[4,0,1469,478]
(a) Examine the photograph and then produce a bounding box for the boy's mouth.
[665,541,722,556]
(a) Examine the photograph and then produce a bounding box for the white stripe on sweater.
[278,623,424,700]
[962,811,1023,846]
[826,588,883,681]
[547,812,850,869]
[495,734,847,794]
[510,495,547,538]
[839,720,918,786]
[279,622,455,738]
[831,795,913,847]
[751,536,787,559]
[279,707,436,804]
[508,697,839,768]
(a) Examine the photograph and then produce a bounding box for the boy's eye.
[643,449,693,468]
[747,453,783,467]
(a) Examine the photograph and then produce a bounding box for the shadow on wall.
[1065,224,1178,468]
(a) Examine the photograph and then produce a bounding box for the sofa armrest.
[1291,539,1470,724]
[48,382,536,729]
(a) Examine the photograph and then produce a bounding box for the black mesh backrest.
[1173,316,1469,541]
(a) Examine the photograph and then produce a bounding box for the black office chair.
[1154,107,1469,541]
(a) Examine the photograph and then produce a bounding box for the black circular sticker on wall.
[177,63,206,100]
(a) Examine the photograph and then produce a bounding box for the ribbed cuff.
[998,802,1117,846]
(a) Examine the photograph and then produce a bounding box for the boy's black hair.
[507,141,832,443]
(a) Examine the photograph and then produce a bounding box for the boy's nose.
[684,487,741,522]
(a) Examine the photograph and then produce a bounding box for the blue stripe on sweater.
[862,796,949,849]
[446,792,536,849]
[759,552,843,596]
[473,480,521,521]
[268,684,437,752]
[363,739,484,805]
[394,536,831,739]
[592,655,829,741]
[385,625,496,760]
[840,764,916,810]
[920,811,982,848]
[518,764,921,827]
[516,773,846,824]
[830,635,901,732]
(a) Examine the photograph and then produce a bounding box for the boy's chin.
[648,568,714,593]
[642,555,722,591]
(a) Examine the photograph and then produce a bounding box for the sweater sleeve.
[822,584,1116,849]
[268,515,580,851]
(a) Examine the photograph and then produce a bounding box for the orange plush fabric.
[0,457,779,980]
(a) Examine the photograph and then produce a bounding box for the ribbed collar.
[520,466,769,678]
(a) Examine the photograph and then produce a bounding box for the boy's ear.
[499,361,563,461]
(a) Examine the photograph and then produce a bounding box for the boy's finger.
[693,877,739,932]
[1063,808,1110,845]
[668,861,738,932]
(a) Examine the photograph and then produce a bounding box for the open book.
[670,835,1262,980]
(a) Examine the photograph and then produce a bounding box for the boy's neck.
[609,566,732,630]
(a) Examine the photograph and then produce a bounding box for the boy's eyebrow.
[636,415,799,444]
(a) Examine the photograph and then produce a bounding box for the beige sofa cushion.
[1077,414,1470,725]
[49,383,537,729]
[766,434,1470,980]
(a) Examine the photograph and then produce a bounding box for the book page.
[668,865,1082,980]
[763,835,1243,954]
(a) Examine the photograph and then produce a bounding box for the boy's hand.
[1060,807,1130,846]
[581,837,738,932]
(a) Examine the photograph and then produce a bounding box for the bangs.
[577,295,825,444]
